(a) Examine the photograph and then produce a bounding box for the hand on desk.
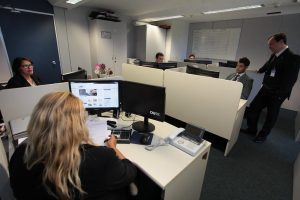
[105,134,117,148]
[105,134,126,160]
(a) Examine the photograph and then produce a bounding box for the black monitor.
[139,61,156,66]
[69,80,120,113]
[227,60,238,68]
[218,61,237,68]
[140,61,177,70]
[184,59,212,65]
[156,62,177,70]
[186,65,219,78]
[62,69,87,82]
[121,81,165,133]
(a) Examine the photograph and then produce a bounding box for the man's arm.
[241,78,253,100]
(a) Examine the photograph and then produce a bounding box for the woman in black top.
[5,57,41,89]
[9,92,137,200]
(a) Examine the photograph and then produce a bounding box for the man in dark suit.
[226,57,253,100]
[242,33,300,143]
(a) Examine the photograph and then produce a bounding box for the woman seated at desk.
[5,57,41,89]
[9,92,137,200]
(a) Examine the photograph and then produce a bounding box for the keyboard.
[111,129,132,144]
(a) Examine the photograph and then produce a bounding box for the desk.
[8,113,211,200]
[116,116,211,200]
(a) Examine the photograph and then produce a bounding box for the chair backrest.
[0,139,14,200]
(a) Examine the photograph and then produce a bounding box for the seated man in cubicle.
[188,54,196,60]
[155,52,164,63]
[226,57,253,100]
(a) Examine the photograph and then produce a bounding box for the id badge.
[270,69,276,77]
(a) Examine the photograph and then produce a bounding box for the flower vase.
[97,74,106,78]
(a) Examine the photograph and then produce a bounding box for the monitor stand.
[132,117,155,133]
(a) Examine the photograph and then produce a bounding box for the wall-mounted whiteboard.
[0,27,12,82]
[192,28,241,60]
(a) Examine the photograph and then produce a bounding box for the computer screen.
[121,81,166,133]
[139,61,156,66]
[157,62,177,70]
[62,69,87,82]
[226,60,238,68]
[186,65,219,78]
[69,80,119,111]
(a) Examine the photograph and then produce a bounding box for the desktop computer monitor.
[157,62,177,70]
[184,59,212,65]
[69,80,120,112]
[227,60,238,68]
[139,61,156,66]
[62,69,87,82]
[186,65,219,78]
[121,81,165,133]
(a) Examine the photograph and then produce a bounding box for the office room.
[0,0,300,199]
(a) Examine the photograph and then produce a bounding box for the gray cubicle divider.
[122,63,247,155]
[0,82,69,124]
[164,70,242,140]
[122,63,164,87]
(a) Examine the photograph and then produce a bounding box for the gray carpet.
[200,109,300,200]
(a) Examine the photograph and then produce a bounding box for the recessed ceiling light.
[141,15,184,22]
[66,0,82,4]
[203,5,263,14]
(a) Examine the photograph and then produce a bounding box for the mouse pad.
[130,131,153,145]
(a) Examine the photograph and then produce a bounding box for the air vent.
[267,11,281,15]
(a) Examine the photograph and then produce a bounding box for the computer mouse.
[140,134,151,145]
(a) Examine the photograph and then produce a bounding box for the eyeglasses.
[21,64,33,69]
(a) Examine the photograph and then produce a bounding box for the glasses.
[21,64,33,69]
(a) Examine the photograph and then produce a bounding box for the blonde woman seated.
[9,92,137,200]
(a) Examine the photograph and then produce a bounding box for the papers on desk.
[86,117,112,146]
[9,116,30,140]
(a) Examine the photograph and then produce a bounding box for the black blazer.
[9,144,137,200]
[5,74,41,89]
[258,48,300,98]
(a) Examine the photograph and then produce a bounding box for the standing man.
[243,33,300,143]
[155,52,164,63]
[226,57,253,100]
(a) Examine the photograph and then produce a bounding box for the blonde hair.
[24,92,91,199]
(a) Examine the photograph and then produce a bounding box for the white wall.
[165,29,172,61]
[0,27,12,82]
[54,6,93,75]
[146,24,166,61]
[187,13,300,111]
[54,7,135,77]
[168,20,189,61]
[135,25,146,61]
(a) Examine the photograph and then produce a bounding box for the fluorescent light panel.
[66,0,82,4]
[203,5,262,14]
[141,15,183,22]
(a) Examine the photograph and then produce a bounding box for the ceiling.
[49,0,300,22]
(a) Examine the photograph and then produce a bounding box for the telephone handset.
[167,127,204,156]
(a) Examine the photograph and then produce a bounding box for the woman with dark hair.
[5,57,41,89]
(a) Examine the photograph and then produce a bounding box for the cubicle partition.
[122,63,164,87]
[0,83,69,157]
[0,83,69,123]
[122,63,247,156]
[164,70,242,140]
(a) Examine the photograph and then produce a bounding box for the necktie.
[232,74,240,81]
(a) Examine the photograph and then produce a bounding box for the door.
[113,21,127,75]
[0,9,61,84]
[97,20,114,74]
